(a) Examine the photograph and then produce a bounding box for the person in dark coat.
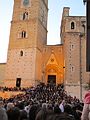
[0,107,8,120]
[35,103,47,120]
[29,104,39,120]
[0,100,8,120]
[7,107,20,120]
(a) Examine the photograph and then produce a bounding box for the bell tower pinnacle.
[5,0,48,87]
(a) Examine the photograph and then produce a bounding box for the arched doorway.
[48,75,56,84]
[45,64,64,85]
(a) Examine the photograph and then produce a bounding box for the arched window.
[71,22,75,29]
[21,31,26,38]
[20,51,23,56]
[70,66,74,72]
[23,12,28,20]
[82,24,85,33]
[18,31,27,39]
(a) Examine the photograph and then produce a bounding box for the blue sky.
[0,0,86,63]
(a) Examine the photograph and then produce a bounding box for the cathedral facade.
[0,0,89,99]
[4,0,64,87]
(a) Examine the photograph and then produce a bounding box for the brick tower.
[5,0,48,87]
[61,7,89,99]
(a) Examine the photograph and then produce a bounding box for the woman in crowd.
[81,90,90,120]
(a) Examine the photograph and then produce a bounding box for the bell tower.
[5,0,48,87]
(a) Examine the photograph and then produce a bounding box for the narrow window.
[71,44,74,49]
[71,66,74,72]
[82,24,85,33]
[71,22,75,29]
[23,12,28,20]
[23,13,25,20]
[21,31,26,38]
[20,51,23,56]
[72,67,74,71]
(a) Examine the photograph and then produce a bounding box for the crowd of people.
[0,86,26,92]
[0,83,89,120]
